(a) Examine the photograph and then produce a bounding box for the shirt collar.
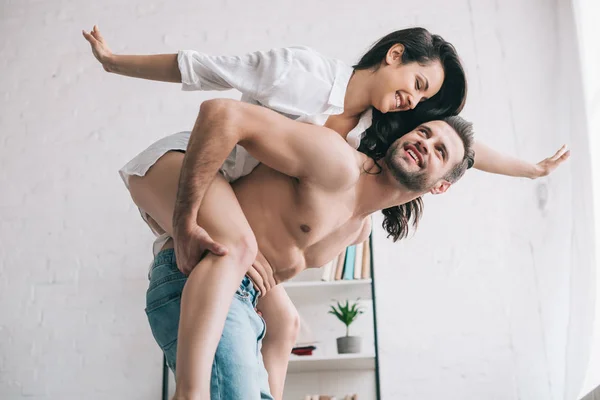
[327,61,354,110]
[346,108,373,149]
[326,60,374,149]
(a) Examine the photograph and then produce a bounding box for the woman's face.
[371,44,445,113]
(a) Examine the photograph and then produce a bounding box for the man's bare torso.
[231,159,371,292]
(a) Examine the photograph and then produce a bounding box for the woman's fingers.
[550,144,568,161]
[82,30,97,44]
[91,25,105,43]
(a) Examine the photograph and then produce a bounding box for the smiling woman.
[352,28,465,116]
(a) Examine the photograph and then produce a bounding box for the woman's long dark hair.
[355,28,468,241]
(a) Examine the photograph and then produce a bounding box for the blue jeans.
[145,249,274,400]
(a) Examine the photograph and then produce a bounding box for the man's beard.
[384,145,432,192]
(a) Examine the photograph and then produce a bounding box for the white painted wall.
[372,1,595,399]
[570,0,600,397]
[0,0,594,399]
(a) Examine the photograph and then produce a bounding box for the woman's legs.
[130,150,299,398]
[129,151,257,398]
[257,286,300,400]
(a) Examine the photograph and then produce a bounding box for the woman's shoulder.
[283,46,345,71]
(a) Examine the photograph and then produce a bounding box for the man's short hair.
[442,115,475,183]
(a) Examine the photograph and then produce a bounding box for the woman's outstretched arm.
[472,141,570,179]
[82,25,181,82]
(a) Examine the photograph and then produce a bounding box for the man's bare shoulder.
[300,127,363,190]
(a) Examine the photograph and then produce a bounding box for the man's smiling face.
[384,120,466,193]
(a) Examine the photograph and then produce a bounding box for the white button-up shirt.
[178,45,373,148]
[122,46,373,184]
[120,46,373,256]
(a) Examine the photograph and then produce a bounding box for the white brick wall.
[0,0,594,399]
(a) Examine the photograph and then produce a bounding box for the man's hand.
[82,25,113,71]
[173,219,228,275]
[532,144,570,178]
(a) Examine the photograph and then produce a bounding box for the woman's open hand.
[82,25,113,71]
[533,144,570,178]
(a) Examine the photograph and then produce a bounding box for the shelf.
[288,353,376,373]
[282,279,372,302]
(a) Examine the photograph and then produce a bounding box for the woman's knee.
[219,229,258,271]
[265,304,300,345]
[285,308,301,342]
[127,174,149,209]
[126,151,183,226]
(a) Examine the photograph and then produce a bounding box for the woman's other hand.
[532,144,571,178]
[82,25,113,72]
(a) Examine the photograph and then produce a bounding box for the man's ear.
[385,44,405,66]
[429,180,451,195]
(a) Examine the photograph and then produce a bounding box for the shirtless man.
[127,98,475,399]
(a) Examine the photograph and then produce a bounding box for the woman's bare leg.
[257,285,300,400]
[129,151,256,399]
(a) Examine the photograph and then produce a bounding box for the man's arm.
[175,98,358,227]
[173,99,358,272]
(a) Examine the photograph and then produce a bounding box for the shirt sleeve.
[177,47,295,99]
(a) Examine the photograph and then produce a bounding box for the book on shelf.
[320,259,334,281]
[315,235,372,283]
[353,241,364,279]
[329,254,338,281]
[361,239,371,279]
[342,245,356,280]
[291,345,316,356]
[334,250,345,280]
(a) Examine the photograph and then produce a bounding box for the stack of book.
[320,239,371,282]
[291,345,316,356]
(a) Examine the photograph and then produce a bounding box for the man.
[128,98,475,399]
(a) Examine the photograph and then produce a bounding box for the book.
[353,242,364,279]
[342,245,356,280]
[334,251,345,280]
[291,346,316,356]
[361,239,371,279]
[321,260,334,281]
[329,254,339,281]
[292,345,316,351]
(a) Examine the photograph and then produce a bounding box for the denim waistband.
[153,248,177,268]
[239,275,260,307]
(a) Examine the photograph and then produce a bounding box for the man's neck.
[343,69,375,117]
[353,157,424,216]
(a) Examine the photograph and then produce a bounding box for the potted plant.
[329,299,364,354]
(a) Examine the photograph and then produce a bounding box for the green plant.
[328,299,364,337]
